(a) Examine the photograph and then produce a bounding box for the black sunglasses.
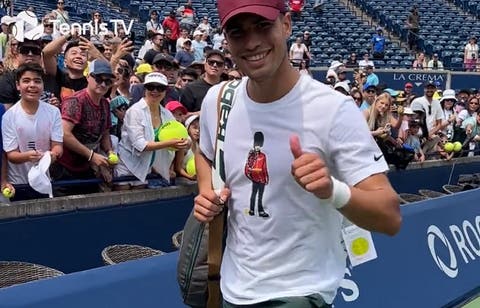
[207,59,224,67]
[228,75,241,80]
[366,89,376,94]
[18,46,42,56]
[44,23,54,28]
[181,78,194,82]
[91,74,113,86]
[144,84,167,92]
[117,66,131,78]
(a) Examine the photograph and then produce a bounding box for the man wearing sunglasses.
[51,59,115,195]
[359,83,377,111]
[180,49,225,113]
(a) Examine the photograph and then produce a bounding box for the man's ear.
[282,12,292,37]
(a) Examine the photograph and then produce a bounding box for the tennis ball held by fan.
[186,156,196,176]
[158,121,188,151]
[2,187,14,199]
[444,142,454,153]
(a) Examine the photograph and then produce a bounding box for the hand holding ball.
[108,153,119,165]
[453,141,462,153]
[158,121,189,151]
[2,188,14,199]
[186,157,196,177]
[444,142,454,153]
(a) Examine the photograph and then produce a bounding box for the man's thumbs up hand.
[290,134,333,199]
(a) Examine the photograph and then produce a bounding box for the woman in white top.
[52,0,69,27]
[114,73,189,190]
[289,37,310,66]
[464,36,478,72]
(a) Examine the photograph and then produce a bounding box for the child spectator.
[1,63,63,201]
[165,100,188,123]
[405,120,425,162]
[175,114,199,181]
[436,134,454,160]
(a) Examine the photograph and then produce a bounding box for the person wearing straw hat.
[193,0,401,306]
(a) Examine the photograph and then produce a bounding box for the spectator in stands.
[457,89,471,105]
[101,41,113,61]
[364,92,401,138]
[146,10,163,37]
[177,114,199,181]
[360,83,376,110]
[351,68,366,90]
[165,100,188,123]
[464,36,478,72]
[289,37,310,67]
[1,63,63,201]
[171,67,198,100]
[51,59,115,194]
[52,0,69,28]
[350,88,363,107]
[334,81,350,96]
[109,61,133,144]
[188,60,205,78]
[0,39,54,109]
[180,49,224,113]
[372,27,386,59]
[0,16,14,59]
[427,53,444,70]
[463,113,480,144]
[298,60,311,75]
[412,52,427,70]
[162,28,177,55]
[212,28,225,50]
[404,120,425,162]
[114,72,188,190]
[43,38,89,102]
[411,81,444,145]
[227,68,243,80]
[142,32,165,65]
[0,102,14,201]
[163,10,180,54]
[439,89,457,140]
[3,38,18,72]
[177,29,190,52]
[192,30,207,62]
[219,39,229,53]
[196,16,213,37]
[345,53,358,68]
[400,82,416,106]
[175,39,195,68]
[358,52,374,69]
[365,65,379,86]
[131,54,179,105]
[406,6,420,51]
[178,0,196,33]
[288,0,304,20]
[458,96,479,127]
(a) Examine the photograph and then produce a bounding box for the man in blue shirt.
[365,65,379,86]
[372,27,386,59]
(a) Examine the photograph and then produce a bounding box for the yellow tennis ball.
[2,188,14,199]
[444,142,454,153]
[158,121,189,151]
[108,153,119,165]
[453,141,462,153]
[186,157,196,176]
[351,237,369,256]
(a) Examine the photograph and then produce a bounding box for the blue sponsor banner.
[451,73,480,91]
[334,190,480,307]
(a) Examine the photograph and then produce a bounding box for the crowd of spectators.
[0,1,479,203]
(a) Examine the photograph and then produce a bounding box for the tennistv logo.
[427,216,480,278]
[11,10,134,42]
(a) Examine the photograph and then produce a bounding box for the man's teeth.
[246,52,267,61]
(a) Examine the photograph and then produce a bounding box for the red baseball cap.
[217,0,287,28]
[405,82,413,88]
[165,101,188,114]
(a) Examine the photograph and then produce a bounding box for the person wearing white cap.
[0,15,15,59]
[192,30,207,62]
[439,89,457,139]
[114,72,189,190]
[174,114,199,181]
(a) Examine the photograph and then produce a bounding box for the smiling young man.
[1,63,63,201]
[51,59,114,194]
[193,0,401,307]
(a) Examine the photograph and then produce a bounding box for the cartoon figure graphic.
[244,132,269,218]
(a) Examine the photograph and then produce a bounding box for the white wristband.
[326,177,351,210]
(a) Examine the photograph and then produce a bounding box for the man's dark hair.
[181,68,199,80]
[15,63,45,82]
[64,39,80,54]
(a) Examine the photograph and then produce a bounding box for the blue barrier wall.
[0,195,194,273]
[1,190,479,307]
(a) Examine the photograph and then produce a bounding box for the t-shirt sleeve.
[198,84,221,161]
[327,98,389,186]
[51,106,64,142]
[61,96,82,125]
[1,110,18,152]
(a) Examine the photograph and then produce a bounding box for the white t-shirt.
[2,102,63,184]
[411,96,444,132]
[465,43,478,60]
[199,74,388,305]
[289,43,308,63]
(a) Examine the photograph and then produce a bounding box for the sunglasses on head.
[18,46,42,56]
[144,84,167,92]
[207,59,224,67]
[91,74,113,86]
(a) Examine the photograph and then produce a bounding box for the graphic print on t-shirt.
[244,131,269,218]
